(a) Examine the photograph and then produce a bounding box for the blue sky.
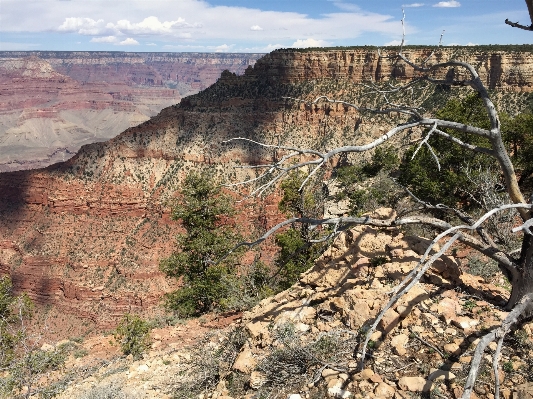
[0,0,531,52]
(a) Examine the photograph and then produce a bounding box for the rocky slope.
[0,52,263,171]
[25,211,533,399]
[0,46,532,334]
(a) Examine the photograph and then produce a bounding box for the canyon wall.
[0,51,263,172]
[0,46,531,334]
[250,46,533,91]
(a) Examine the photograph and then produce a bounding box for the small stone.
[443,343,461,355]
[374,382,396,398]
[396,305,411,317]
[500,389,512,399]
[398,376,428,392]
[327,386,352,398]
[137,364,149,372]
[450,363,463,370]
[445,327,457,336]
[232,347,256,373]
[246,321,268,339]
[360,368,375,380]
[428,369,456,382]
[422,313,439,326]
[288,395,303,399]
[328,378,343,390]
[380,308,401,333]
[391,334,409,356]
[250,371,267,389]
[411,325,424,333]
[40,343,54,351]
[338,373,349,382]
[322,368,341,382]
[452,316,479,330]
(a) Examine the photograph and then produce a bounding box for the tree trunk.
[507,234,533,310]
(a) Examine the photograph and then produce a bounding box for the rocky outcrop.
[218,210,523,398]
[30,212,532,399]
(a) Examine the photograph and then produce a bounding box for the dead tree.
[225,26,533,399]
[505,0,533,30]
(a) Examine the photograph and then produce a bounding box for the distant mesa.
[0,51,264,172]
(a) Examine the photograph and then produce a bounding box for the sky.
[0,0,532,53]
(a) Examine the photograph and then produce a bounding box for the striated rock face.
[250,47,533,91]
[0,52,263,172]
[0,46,531,332]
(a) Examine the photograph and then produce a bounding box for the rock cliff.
[0,46,531,333]
[251,46,533,91]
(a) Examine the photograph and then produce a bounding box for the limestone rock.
[397,376,429,392]
[375,382,396,398]
[428,369,456,382]
[232,347,256,374]
[452,316,479,331]
[249,371,268,390]
[390,334,409,356]
[379,308,401,333]
[443,343,461,356]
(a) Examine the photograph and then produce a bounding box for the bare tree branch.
[226,33,533,396]
[461,293,533,399]
[505,1,533,29]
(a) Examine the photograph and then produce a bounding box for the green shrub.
[160,170,245,317]
[113,314,151,360]
[334,146,399,216]
[274,171,328,290]
[274,228,323,290]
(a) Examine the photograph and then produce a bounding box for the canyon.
[0,46,533,335]
[0,51,263,172]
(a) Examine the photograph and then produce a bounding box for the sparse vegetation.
[0,276,70,399]
[113,314,151,360]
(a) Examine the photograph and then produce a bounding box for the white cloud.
[146,42,157,46]
[58,16,201,36]
[263,43,283,51]
[403,3,425,7]
[330,1,360,12]
[90,35,117,43]
[58,17,108,35]
[111,16,201,35]
[433,1,460,7]
[214,44,234,52]
[292,38,330,48]
[117,38,139,45]
[0,0,405,51]
[384,39,404,46]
